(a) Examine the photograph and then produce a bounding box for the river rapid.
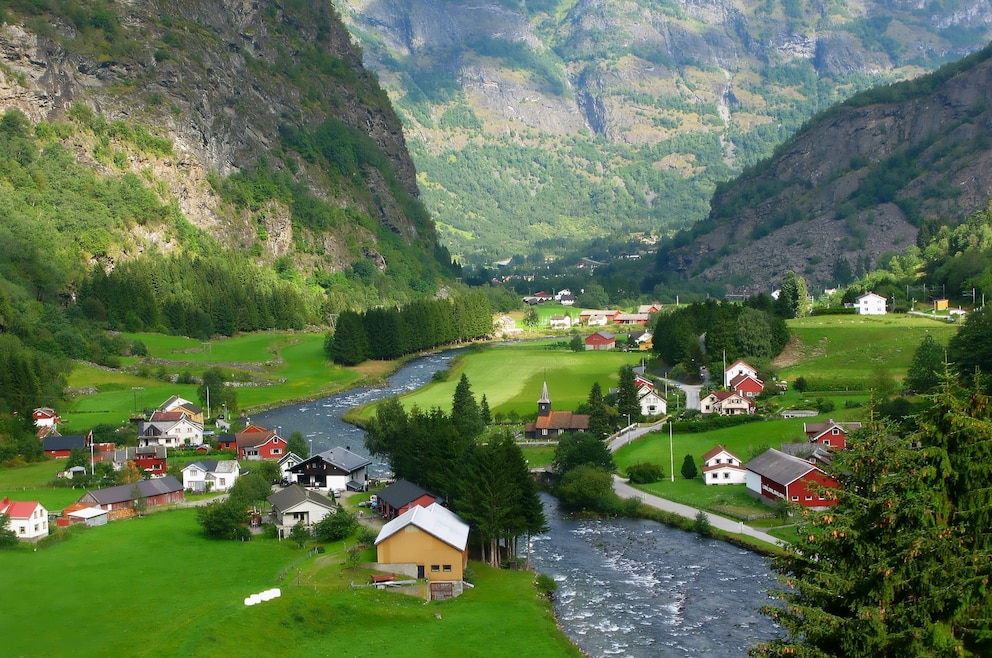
[254,351,782,656]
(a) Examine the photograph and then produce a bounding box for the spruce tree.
[451,373,485,440]
[752,387,992,657]
[680,454,698,480]
[586,381,612,439]
[616,365,641,426]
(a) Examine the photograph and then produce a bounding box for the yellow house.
[375,502,469,583]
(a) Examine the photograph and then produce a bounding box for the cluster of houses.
[701,417,860,510]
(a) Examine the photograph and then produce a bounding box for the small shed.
[68,506,109,527]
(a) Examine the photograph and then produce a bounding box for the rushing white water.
[530,493,782,657]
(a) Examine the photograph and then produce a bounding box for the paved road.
[612,475,783,547]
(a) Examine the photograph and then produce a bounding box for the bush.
[535,573,558,600]
[626,462,663,484]
[693,510,713,537]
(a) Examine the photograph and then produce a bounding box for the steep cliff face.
[0,0,438,278]
[336,0,992,264]
[658,45,992,291]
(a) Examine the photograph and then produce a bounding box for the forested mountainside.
[335,0,992,265]
[653,42,992,293]
[0,0,456,317]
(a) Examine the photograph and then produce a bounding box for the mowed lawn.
[777,314,957,387]
[366,342,644,420]
[0,510,580,658]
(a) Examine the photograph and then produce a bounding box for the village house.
[579,309,618,325]
[267,485,338,539]
[236,424,289,460]
[158,395,205,424]
[77,476,185,513]
[42,433,88,459]
[290,446,372,492]
[724,359,759,389]
[699,390,755,416]
[638,387,667,417]
[493,315,521,338]
[216,433,237,451]
[701,446,746,485]
[745,448,838,509]
[524,381,590,439]
[377,479,442,521]
[32,407,61,431]
[637,303,662,314]
[181,460,241,493]
[278,452,305,484]
[137,410,204,448]
[613,312,650,325]
[112,445,168,478]
[549,315,573,330]
[855,292,888,315]
[0,497,49,541]
[803,419,863,450]
[584,330,616,351]
[375,502,470,596]
[60,505,109,528]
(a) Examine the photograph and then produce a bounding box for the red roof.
[149,410,185,422]
[0,500,40,519]
[535,411,589,431]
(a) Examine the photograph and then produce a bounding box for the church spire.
[538,380,552,417]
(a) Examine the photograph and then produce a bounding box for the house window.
[431,565,440,572]
[272,448,282,455]
[711,473,717,480]
[823,440,830,446]
[805,495,812,501]
[443,565,452,572]
[791,496,799,501]
[723,473,730,479]
[541,429,548,436]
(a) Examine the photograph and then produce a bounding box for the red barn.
[584,330,616,351]
[77,476,185,512]
[745,449,837,509]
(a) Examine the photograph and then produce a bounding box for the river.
[254,351,782,656]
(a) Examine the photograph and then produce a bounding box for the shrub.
[626,462,663,484]
[535,573,558,600]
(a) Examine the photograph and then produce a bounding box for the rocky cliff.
[336,0,992,265]
[656,44,992,291]
[0,0,442,281]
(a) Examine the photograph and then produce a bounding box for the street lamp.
[669,420,675,483]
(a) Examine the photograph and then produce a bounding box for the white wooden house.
[701,446,746,485]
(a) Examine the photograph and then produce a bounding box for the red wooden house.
[803,420,862,450]
[236,425,288,460]
[745,448,838,509]
[77,476,184,512]
[729,372,764,398]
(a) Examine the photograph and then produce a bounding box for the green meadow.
[0,509,580,658]
[775,314,956,389]
[352,341,644,422]
[63,332,364,431]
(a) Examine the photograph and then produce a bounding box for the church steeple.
[538,380,552,417]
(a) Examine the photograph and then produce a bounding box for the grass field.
[62,332,364,431]
[0,509,580,658]
[775,314,956,388]
[353,341,644,422]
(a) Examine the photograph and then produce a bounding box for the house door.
[417,565,425,579]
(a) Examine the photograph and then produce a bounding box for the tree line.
[325,291,494,365]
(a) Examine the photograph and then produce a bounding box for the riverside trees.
[751,384,992,657]
[364,376,546,567]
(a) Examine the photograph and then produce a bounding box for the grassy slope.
[0,509,579,658]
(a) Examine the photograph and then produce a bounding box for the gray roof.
[183,460,239,474]
[43,434,87,451]
[114,446,167,462]
[378,479,436,510]
[291,447,371,475]
[746,448,817,486]
[81,476,183,506]
[267,484,336,513]
[375,502,469,551]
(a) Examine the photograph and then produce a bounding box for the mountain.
[0,0,453,310]
[335,0,992,266]
[654,42,992,292]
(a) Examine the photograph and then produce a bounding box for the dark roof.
[377,479,436,510]
[746,449,816,486]
[81,476,182,505]
[267,484,336,512]
[43,434,87,451]
[291,447,371,475]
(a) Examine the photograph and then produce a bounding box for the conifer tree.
[586,381,612,439]
[451,373,485,440]
[752,386,992,657]
[616,365,641,426]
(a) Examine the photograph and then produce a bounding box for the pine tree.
[680,454,698,480]
[616,365,640,426]
[752,388,992,657]
[586,381,612,439]
[329,310,369,365]
[905,333,945,395]
[451,373,485,440]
